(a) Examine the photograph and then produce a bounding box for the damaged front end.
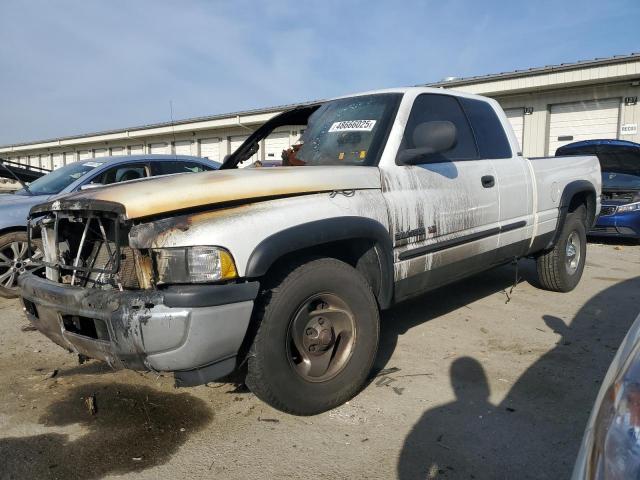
[32,201,145,291]
[20,199,259,386]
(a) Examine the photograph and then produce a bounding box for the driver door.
[381,93,500,300]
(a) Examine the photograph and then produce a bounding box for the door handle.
[481,175,495,188]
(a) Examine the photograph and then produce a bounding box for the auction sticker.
[329,120,376,132]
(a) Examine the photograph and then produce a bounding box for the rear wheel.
[536,205,587,292]
[0,231,43,299]
[246,258,380,415]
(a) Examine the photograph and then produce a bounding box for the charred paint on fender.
[128,189,392,279]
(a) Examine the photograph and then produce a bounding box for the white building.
[1,52,639,169]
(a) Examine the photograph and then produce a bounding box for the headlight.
[617,202,640,214]
[585,345,640,479]
[152,246,237,284]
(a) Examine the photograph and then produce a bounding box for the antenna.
[170,100,177,158]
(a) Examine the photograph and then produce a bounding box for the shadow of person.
[398,275,640,479]
[0,383,213,479]
[398,357,499,480]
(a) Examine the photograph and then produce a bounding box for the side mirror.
[80,183,104,191]
[397,121,457,165]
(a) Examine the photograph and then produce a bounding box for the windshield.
[285,94,401,167]
[17,161,104,195]
[597,150,640,190]
[602,171,640,190]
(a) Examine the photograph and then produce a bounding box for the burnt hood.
[31,166,381,220]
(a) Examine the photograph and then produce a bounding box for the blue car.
[556,140,640,242]
[0,154,219,297]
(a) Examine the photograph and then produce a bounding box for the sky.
[1,0,639,145]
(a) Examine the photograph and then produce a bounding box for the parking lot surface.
[0,241,638,479]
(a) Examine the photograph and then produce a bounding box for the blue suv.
[556,139,640,242]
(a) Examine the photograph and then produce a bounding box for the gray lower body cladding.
[19,274,258,381]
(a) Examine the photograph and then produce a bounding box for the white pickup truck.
[21,87,601,415]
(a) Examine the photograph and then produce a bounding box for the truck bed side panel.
[527,155,601,240]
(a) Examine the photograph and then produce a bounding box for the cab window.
[399,94,478,162]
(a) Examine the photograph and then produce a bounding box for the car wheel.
[245,258,380,415]
[0,231,43,299]
[536,205,587,292]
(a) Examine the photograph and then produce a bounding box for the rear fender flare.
[546,180,597,250]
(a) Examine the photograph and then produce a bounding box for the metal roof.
[424,52,640,88]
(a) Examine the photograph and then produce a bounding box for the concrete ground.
[0,241,638,480]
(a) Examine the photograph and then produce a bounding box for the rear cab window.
[459,98,513,158]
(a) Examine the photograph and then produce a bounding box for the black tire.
[245,258,380,415]
[536,205,587,292]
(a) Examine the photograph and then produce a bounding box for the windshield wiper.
[0,157,34,195]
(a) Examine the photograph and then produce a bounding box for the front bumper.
[590,211,640,239]
[19,273,259,384]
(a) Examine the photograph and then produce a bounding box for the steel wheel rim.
[565,231,581,275]
[287,293,357,383]
[0,240,43,290]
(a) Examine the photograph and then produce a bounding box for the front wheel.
[536,205,587,292]
[246,258,380,415]
[0,231,43,299]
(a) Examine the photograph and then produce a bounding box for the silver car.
[0,154,219,297]
[572,312,640,479]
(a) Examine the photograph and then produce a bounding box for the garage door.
[504,108,524,151]
[229,135,257,167]
[110,147,125,156]
[264,131,290,163]
[40,154,52,170]
[29,155,40,168]
[548,98,620,154]
[230,136,247,154]
[64,152,76,165]
[94,149,108,158]
[200,138,220,161]
[52,153,64,169]
[174,140,192,156]
[78,150,91,160]
[149,143,169,154]
[129,145,144,155]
